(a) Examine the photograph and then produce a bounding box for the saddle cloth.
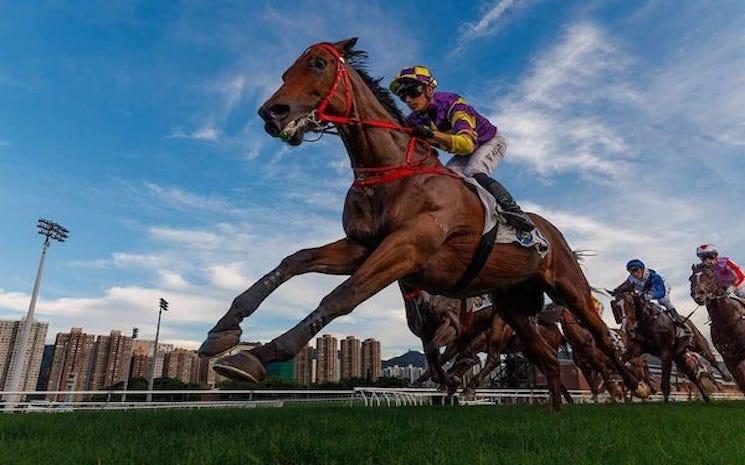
[461,177,549,257]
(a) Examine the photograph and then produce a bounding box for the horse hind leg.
[495,289,566,411]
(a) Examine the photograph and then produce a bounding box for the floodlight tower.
[5,219,69,403]
[120,327,139,402]
[146,298,168,402]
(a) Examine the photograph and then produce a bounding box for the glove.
[411,125,434,139]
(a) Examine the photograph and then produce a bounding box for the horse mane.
[343,48,408,125]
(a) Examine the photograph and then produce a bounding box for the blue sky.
[0,1,742,357]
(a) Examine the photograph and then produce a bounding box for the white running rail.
[1,388,742,412]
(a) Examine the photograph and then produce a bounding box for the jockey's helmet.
[626,259,645,272]
[390,66,437,95]
[696,243,718,260]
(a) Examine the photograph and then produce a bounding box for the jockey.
[389,66,534,232]
[615,259,687,326]
[696,244,745,298]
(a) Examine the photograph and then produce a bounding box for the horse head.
[258,38,358,145]
[403,290,460,337]
[690,263,727,305]
[609,289,644,325]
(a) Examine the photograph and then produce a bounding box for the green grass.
[2,402,745,465]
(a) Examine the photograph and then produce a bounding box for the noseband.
[306,43,458,187]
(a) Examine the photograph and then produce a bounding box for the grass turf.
[1,402,745,465]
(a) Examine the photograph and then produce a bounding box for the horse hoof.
[198,329,241,357]
[212,351,266,383]
[634,381,652,399]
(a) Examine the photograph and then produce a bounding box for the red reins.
[310,43,458,187]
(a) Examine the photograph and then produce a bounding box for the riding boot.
[472,173,534,232]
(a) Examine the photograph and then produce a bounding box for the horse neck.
[339,70,429,169]
[706,297,742,326]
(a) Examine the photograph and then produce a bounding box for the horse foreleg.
[661,355,672,402]
[467,320,511,391]
[199,238,368,357]
[213,226,444,382]
[730,359,745,394]
[676,354,711,402]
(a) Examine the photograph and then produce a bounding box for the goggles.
[396,84,424,100]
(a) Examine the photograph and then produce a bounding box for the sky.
[0,0,743,358]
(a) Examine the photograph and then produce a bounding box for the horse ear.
[333,37,358,55]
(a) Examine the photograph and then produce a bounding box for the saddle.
[450,179,549,291]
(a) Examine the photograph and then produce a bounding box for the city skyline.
[0,316,387,391]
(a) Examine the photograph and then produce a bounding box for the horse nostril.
[268,104,290,120]
[258,106,271,122]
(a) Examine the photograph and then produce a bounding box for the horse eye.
[310,57,326,70]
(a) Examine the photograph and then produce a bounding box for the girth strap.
[448,224,498,293]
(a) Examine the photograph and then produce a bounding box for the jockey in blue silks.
[615,259,686,326]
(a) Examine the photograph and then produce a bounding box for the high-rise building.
[89,330,133,390]
[131,340,173,379]
[0,319,49,391]
[315,334,338,384]
[196,356,217,388]
[382,364,426,384]
[47,328,96,399]
[130,353,150,379]
[293,344,313,385]
[340,336,362,380]
[35,345,55,391]
[361,338,381,381]
[163,349,198,384]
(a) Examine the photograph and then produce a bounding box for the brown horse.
[402,289,494,389]
[199,38,644,410]
[406,292,570,403]
[450,316,573,403]
[553,304,625,402]
[610,289,711,401]
[690,264,745,392]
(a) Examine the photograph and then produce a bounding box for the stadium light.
[4,219,69,407]
[146,298,168,402]
[121,327,139,402]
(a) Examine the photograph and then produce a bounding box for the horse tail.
[571,249,598,264]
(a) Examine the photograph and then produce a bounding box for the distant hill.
[382,350,425,368]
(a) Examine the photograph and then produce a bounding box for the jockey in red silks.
[389,66,534,232]
[696,244,745,298]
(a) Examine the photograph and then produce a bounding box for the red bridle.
[308,43,458,187]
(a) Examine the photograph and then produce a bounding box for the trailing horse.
[551,304,625,402]
[690,264,745,392]
[198,38,645,410]
[405,291,571,403]
[610,289,711,401]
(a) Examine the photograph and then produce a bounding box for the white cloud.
[208,263,251,291]
[452,0,531,55]
[169,124,221,141]
[158,270,190,290]
[144,182,242,215]
[492,22,637,179]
